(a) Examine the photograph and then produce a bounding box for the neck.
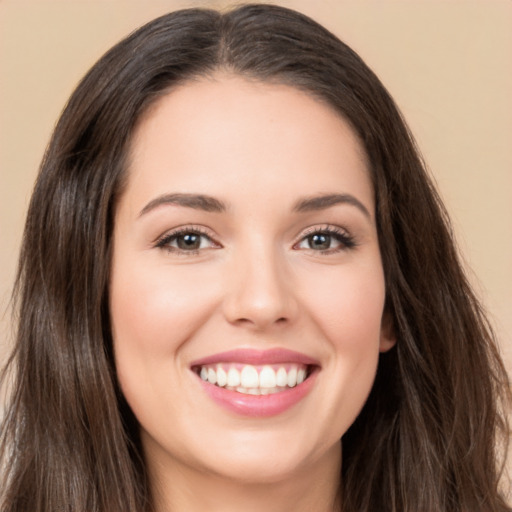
[149,443,342,512]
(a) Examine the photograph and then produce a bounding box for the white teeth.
[276,367,288,387]
[207,368,217,385]
[216,366,227,387]
[227,367,241,387]
[287,367,297,387]
[259,365,276,388]
[228,385,284,395]
[198,362,311,395]
[240,365,259,388]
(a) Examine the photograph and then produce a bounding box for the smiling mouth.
[190,349,320,416]
[192,363,314,396]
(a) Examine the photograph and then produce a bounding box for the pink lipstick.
[190,348,319,367]
[190,348,319,417]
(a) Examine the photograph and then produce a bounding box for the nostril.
[232,315,289,329]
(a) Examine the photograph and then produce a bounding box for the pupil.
[177,234,200,250]
[310,234,330,250]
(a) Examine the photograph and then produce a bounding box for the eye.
[155,227,219,254]
[295,226,356,253]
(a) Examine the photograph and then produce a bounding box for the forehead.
[123,74,373,216]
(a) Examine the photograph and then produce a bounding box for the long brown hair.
[1,4,510,511]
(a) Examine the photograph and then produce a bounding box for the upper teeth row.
[199,364,307,389]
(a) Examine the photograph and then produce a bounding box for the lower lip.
[195,371,317,417]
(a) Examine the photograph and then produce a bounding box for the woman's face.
[110,75,394,485]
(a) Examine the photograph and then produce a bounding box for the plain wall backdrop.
[1,1,511,385]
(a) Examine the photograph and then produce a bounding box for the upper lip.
[190,348,320,367]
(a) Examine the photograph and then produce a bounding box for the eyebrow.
[139,193,226,217]
[138,191,371,219]
[292,193,371,218]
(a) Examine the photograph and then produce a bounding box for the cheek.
[109,256,220,423]
[299,260,385,430]
[319,282,384,385]
[109,257,216,357]
[302,259,386,348]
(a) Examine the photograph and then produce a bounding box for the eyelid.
[299,224,349,238]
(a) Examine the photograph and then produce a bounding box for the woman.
[1,4,510,511]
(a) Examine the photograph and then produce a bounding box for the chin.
[191,426,340,485]
[200,450,316,485]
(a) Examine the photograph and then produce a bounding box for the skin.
[110,74,395,512]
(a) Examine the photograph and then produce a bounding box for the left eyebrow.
[292,193,371,219]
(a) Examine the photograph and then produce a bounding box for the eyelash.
[294,225,357,254]
[155,226,218,255]
[154,224,356,256]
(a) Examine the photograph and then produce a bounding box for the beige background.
[1,1,511,379]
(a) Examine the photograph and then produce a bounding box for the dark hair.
[1,4,510,511]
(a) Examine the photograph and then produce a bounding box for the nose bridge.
[223,235,296,329]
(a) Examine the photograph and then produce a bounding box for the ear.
[379,311,396,353]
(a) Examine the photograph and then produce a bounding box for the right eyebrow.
[138,193,227,217]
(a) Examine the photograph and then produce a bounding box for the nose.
[222,244,298,331]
